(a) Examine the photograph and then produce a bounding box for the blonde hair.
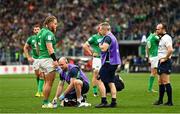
[43,15,57,27]
[99,22,111,31]
[59,57,68,63]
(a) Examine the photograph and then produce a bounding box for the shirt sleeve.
[165,36,172,47]
[45,33,54,43]
[88,36,94,45]
[69,67,79,78]
[155,35,159,40]
[146,41,151,48]
[26,37,31,45]
[103,36,111,45]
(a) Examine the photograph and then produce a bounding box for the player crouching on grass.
[52,57,91,107]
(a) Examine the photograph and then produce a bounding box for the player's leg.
[92,69,98,96]
[35,70,44,97]
[148,68,157,92]
[92,57,101,96]
[33,59,42,97]
[34,70,40,97]
[35,73,39,92]
[43,72,56,101]
[40,58,56,108]
[73,79,83,104]
[95,64,109,108]
[148,57,158,92]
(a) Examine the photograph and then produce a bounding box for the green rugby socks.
[148,76,155,91]
[38,79,44,92]
[36,77,39,87]
[43,100,49,104]
[93,86,98,94]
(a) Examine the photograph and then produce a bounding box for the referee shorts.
[157,59,172,75]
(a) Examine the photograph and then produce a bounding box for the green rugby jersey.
[146,33,159,57]
[26,35,39,59]
[37,27,56,59]
[87,34,103,57]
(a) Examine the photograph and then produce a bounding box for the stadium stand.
[0,0,179,72]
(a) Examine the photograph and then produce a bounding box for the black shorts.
[65,81,89,99]
[99,63,118,83]
[157,59,172,75]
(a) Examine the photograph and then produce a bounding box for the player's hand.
[27,57,34,63]
[160,58,167,63]
[59,93,65,101]
[93,53,98,57]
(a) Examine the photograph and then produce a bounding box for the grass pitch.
[0,73,179,113]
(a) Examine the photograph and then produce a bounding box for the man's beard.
[49,27,56,33]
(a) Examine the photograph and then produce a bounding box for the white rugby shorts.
[92,57,101,70]
[38,58,55,75]
[149,56,158,68]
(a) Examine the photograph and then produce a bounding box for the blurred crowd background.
[0,0,179,70]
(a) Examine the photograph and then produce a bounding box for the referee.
[153,23,174,106]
